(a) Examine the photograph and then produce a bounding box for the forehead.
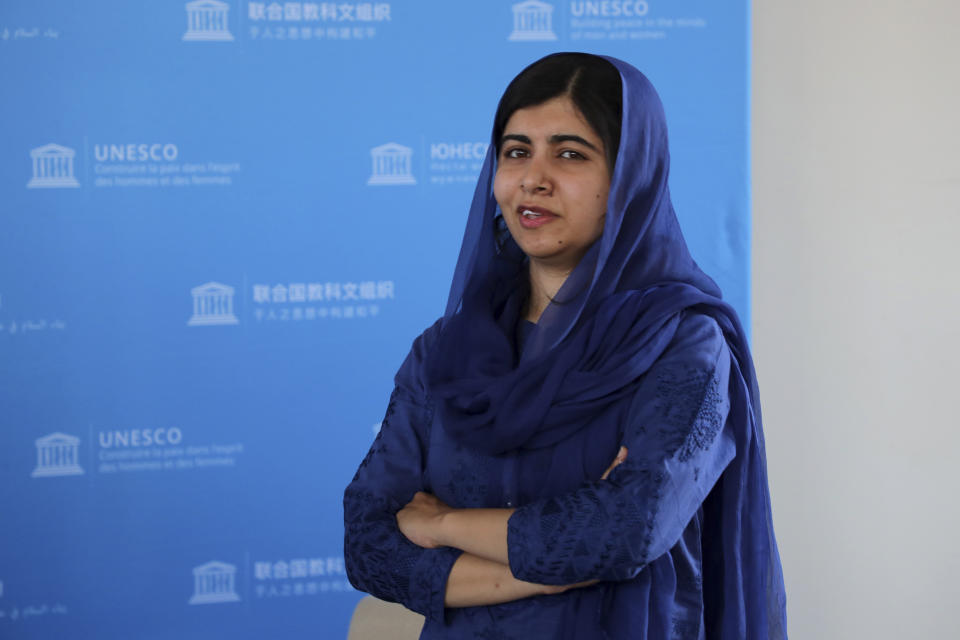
[503,96,597,139]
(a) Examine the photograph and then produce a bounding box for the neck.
[524,259,574,323]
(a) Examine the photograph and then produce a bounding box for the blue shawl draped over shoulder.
[422,55,787,638]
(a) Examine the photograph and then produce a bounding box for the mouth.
[517,205,557,229]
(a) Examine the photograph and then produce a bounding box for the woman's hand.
[397,491,454,549]
[601,446,628,480]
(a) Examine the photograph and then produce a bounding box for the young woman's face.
[494,95,611,273]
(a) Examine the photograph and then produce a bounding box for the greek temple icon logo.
[189,561,241,605]
[31,433,84,478]
[27,144,80,189]
[509,1,558,41]
[367,142,416,186]
[182,0,235,42]
[188,282,239,326]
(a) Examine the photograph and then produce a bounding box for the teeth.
[522,209,541,218]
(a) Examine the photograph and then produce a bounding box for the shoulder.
[669,311,725,356]
[410,317,444,360]
[403,317,444,377]
[394,317,444,397]
[647,311,730,388]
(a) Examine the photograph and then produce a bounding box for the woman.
[344,53,787,639]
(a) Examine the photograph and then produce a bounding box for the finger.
[403,491,426,508]
[600,447,628,480]
[600,460,616,480]
[419,492,443,508]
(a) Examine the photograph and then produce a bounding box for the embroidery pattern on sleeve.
[652,365,724,461]
[353,385,404,477]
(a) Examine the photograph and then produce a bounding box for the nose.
[520,154,552,194]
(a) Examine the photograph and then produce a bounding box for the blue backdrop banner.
[0,1,749,637]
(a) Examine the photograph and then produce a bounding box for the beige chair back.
[347,595,425,640]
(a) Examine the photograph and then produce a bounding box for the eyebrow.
[500,133,601,153]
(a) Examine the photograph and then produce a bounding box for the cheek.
[493,173,520,235]
[492,170,511,208]
[588,185,609,236]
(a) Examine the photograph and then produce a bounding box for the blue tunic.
[344,311,734,639]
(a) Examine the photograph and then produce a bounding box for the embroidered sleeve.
[507,313,736,585]
[343,331,461,621]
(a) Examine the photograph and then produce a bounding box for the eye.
[502,147,529,159]
[559,149,586,160]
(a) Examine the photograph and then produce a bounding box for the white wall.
[753,2,960,637]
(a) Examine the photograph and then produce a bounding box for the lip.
[516,204,558,229]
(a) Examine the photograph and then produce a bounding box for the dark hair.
[493,53,623,171]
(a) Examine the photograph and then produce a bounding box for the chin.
[524,249,576,267]
[516,242,557,261]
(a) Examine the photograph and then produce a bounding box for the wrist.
[539,582,568,596]
[436,508,457,548]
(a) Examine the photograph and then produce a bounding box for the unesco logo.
[367,143,416,186]
[509,0,557,41]
[31,433,84,478]
[26,144,80,189]
[182,0,235,42]
[189,561,241,605]
[187,282,239,326]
